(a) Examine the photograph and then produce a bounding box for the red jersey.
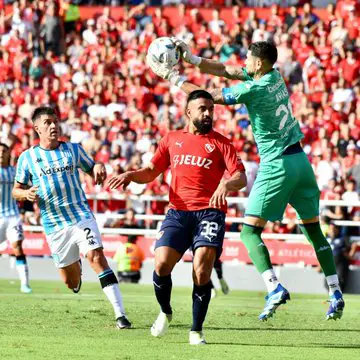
[151,129,245,212]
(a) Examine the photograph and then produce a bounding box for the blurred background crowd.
[0,0,359,238]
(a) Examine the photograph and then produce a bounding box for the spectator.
[0,3,357,236]
[284,6,299,31]
[113,234,145,284]
[349,154,360,192]
[41,3,64,56]
[282,50,302,87]
[112,209,145,284]
[82,18,97,45]
[300,2,319,31]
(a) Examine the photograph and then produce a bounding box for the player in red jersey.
[109,90,246,345]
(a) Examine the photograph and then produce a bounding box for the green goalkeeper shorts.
[245,151,320,222]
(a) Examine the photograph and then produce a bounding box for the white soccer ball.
[147,37,180,68]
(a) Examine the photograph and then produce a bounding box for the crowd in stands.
[0,0,359,237]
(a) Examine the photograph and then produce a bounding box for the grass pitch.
[0,280,359,360]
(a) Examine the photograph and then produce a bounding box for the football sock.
[209,279,214,289]
[299,222,338,277]
[153,271,173,315]
[325,274,342,296]
[214,260,223,280]
[240,224,273,273]
[16,255,29,286]
[261,269,280,293]
[99,269,125,319]
[191,281,212,331]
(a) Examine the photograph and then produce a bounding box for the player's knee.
[155,261,173,277]
[193,268,211,286]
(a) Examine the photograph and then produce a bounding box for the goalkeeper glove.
[171,37,202,67]
[146,54,187,87]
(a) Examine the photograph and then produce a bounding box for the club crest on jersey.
[156,231,164,240]
[205,144,215,153]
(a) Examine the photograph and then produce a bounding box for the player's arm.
[86,163,107,185]
[76,144,107,185]
[180,82,226,105]
[13,152,38,202]
[12,182,39,202]
[172,38,246,80]
[209,142,247,208]
[108,164,162,190]
[146,55,251,105]
[209,170,246,209]
[222,170,247,191]
[109,134,170,190]
[199,59,246,80]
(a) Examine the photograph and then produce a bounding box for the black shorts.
[155,208,226,258]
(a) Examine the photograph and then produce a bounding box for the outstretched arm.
[172,38,245,80]
[146,52,249,105]
[199,59,246,80]
[108,164,162,190]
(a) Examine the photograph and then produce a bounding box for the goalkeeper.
[147,40,344,321]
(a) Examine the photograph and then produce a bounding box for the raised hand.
[171,37,201,66]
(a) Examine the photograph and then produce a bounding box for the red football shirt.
[151,129,245,212]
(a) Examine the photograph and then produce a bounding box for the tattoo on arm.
[223,66,245,80]
[209,89,225,104]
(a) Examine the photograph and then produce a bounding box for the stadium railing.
[24,195,360,242]
[87,193,360,229]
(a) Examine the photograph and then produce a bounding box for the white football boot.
[189,331,207,345]
[151,312,172,337]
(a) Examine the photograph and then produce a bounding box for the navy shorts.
[155,209,226,258]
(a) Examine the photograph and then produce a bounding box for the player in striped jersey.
[0,143,31,293]
[12,107,131,329]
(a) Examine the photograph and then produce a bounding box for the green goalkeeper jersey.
[222,68,304,163]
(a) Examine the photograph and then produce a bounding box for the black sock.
[98,268,118,288]
[153,271,172,315]
[214,260,223,280]
[209,279,214,289]
[191,281,212,332]
[15,255,27,265]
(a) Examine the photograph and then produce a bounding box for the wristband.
[191,55,202,67]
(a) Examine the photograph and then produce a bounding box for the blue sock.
[191,282,212,331]
[153,271,172,315]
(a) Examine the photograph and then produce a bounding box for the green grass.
[0,280,359,360]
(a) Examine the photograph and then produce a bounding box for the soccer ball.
[147,37,180,68]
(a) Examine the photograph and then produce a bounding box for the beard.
[193,117,213,134]
[246,67,255,76]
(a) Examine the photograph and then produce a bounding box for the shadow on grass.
[169,324,360,332]
[206,327,360,332]
[206,343,360,349]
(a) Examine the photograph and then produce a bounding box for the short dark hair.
[186,90,214,107]
[249,41,278,65]
[31,106,58,122]
[0,142,9,150]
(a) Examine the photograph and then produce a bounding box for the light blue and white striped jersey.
[15,142,95,235]
[0,166,20,218]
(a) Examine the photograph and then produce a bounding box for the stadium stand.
[0,1,359,261]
